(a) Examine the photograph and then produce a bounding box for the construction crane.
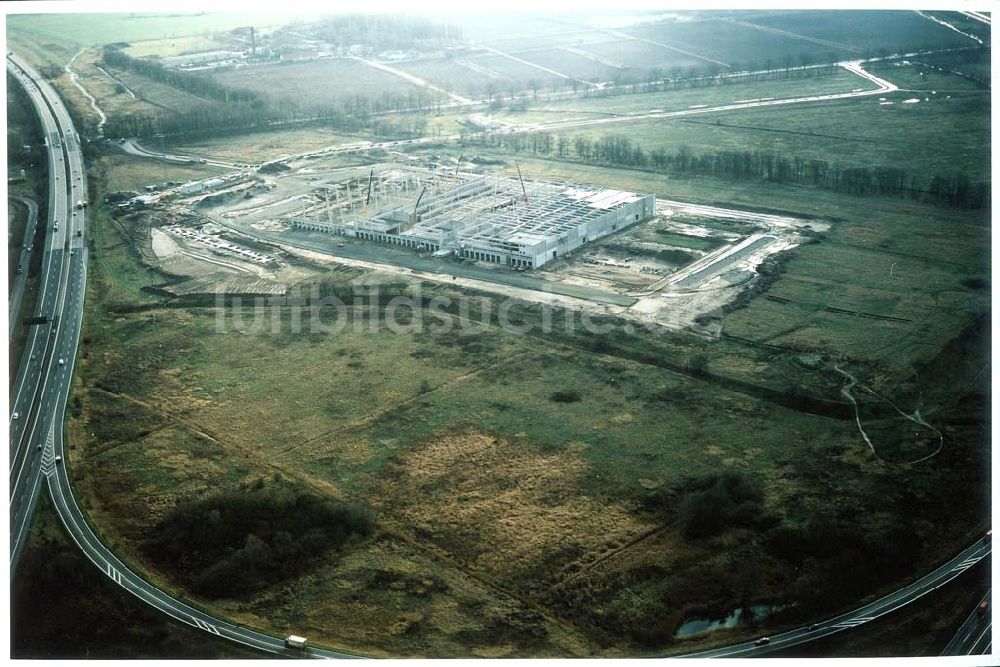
[515,161,528,204]
[404,186,427,232]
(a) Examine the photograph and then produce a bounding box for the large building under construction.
[291,169,656,269]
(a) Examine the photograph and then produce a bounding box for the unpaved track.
[65,48,106,136]
[352,56,474,105]
[835,365,944,465]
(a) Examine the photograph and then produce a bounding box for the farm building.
[292,170,655,269]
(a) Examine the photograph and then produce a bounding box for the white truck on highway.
[284,635,308,650]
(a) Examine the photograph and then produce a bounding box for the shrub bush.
[142,478,375,598]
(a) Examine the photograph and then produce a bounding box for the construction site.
[289,168,656,269]
[122,154,815,331]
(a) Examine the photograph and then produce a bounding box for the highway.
[6,52,361,658]
[7,51,81,570]
[8,195,38,340]
[941,589,992,655]
[6,46,992,660]
[678,538,991,658]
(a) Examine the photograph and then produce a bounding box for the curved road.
[678,541,990,657]
[7,50,360,659]
[941,589,991,655]
[8,48,990,660]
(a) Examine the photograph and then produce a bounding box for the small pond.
[675,604,782,638]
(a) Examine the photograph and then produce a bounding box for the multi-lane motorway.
[7,51,88,571]
[7,52,359,658]
[942,589,992,656]
[7,195,38,339]
[6,48,992,660]
[679,539,991,658]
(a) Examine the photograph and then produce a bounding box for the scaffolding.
[292,169,656,269]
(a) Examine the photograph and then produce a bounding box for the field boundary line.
[544,521,673,594]
[725,18,862,53]
[276,350,532,457]
[379,522,591,650]
[87,387,350,501]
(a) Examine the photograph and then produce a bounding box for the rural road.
[8,195,38,340]
[118,138,238,169]
[245,58,898,172]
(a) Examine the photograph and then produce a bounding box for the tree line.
[102,45,262,105]
[310,14,463,51]
[142,476,374,599]
[464,130,989,209]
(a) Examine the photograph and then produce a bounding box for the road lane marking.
[192,616,222,635]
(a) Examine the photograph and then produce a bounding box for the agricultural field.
[503,69,871,120]
[743,10,977,55]
[480,29,609,54]
[121,34,232,58]
[462,53,567,89]
[210,58,426,107]
[6,12,302,46]
[395,58,498,98]
[472,61,989,187]
[625,19,844,68]
[578,39,706,73]
[510,47,621,84]
[7,7,992,661]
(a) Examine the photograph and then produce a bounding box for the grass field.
[516,70,871,118]
[6,27,79,71]
[9,8,991,659]
[7,12,305,46]
[744,10,977,55]
[464,53,566,88]
[68,155,989,653]
[577,38,706,72]
[514,70,988,183]
[396,58,498,98]
[628,20,843,68]
[168,126,367,163]
[108,66,225,114]
[511,47,620,83]
[211,59,426,107]
[122,34,234,58]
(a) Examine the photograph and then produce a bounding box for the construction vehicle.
[284,635,308,650]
